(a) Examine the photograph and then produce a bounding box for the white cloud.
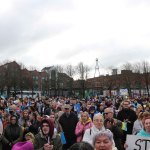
[0,0,150,77]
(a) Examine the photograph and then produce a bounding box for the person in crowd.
[30,101,38,112]
[49,112,59,134]
[2,115,23,150]
[49,113,58,128]
[69,141,94,150]
[41,99,51,116]
[89,106,98,121]
[132,99,140,109]
[93,130,117,150]
[25,132,35,144]
[9,104,20,118]
[34,118,62,150]
[135,104,143,117]
[125,117,150,149]
[28,112,40,135]
[129,104,135,111]
[141,111,150,125]
[75,111,93,142]
[97,103,105,115]
[82,113,105,145]
[104,108,122,129]
[18,109,30,137]
[132,112,143,135]
[59,104,78,150]
[144,104,150,112]
[117,100,137,144]
[20,98,29,111]
[136,117,150,137]
[80,101,88,112]
[104,118,123,150]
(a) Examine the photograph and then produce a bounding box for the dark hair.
[32,112,37,119]
[69,142,94,150]
[104,118,114,127]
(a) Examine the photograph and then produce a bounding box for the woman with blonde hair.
[25,132,35,144]
[75,111,92,142]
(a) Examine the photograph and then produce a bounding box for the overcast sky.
[0,0,150,77]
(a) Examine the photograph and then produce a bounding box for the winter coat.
[117,108,137,144]
[29,120,40,135]
[83,125,118,150]
[137,129,150,137]
[117,108,137,134]
[132,119,143,135]
[59,112,78,142]
[109,125,123,150]
[34,131,62,150]
[82,125,106,145]
[75,118,93,142]
[2,123,23,150]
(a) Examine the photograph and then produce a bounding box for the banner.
[126,135,150,150]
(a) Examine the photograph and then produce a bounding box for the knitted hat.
[12,141,34,150]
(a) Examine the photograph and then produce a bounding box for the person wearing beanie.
[34,119,62,150]
[12,141,34,150]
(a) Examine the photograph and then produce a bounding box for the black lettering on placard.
[135,139,150,150]
[135,139,141,150]
[143,139,150,150]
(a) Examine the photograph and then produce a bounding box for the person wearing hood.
[34,118,62,150]
[2,115,23,150]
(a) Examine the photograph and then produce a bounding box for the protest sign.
[126,135,150,150]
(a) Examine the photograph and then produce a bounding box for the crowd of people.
[0,95,149,150]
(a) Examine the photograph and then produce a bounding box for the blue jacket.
[137,129,150,137]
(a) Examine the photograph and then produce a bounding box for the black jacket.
[59,112,78,142]
[117,108,137,134]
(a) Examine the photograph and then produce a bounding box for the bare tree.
[65,64,75,78]
[122,62,133,70]
[55,65,64,96]
[141,61,150,97]
[76,62,90,98]
[76,62,85,80]
[56,65,64,73]
[85,65,91,80]
[121,62,133,96]
[65,64,75,96]
[133,62,142,73]
[132,62,143,96]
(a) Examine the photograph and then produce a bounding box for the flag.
[74,103,80,113]
[60,132,66,144]
[122,122,127,131]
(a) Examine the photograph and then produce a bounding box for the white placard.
[126,135,150,150]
